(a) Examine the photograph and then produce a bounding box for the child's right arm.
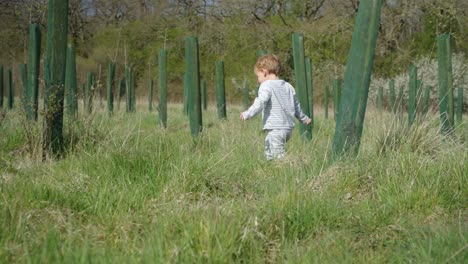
[241,85,272,120]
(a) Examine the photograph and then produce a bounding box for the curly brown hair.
[254,54,281,75]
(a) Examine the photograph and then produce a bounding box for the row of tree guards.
[0,0,464,159]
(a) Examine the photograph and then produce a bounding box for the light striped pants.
[264,129,292,160]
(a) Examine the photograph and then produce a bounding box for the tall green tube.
[292,33,311,140]
[19,64,28,112]
[437,34,454,133]
[7,69,13,109]
[377,86,383,111]
[324,85,329,119]
[65,44,77,117]
[408,65,417,126]
[183,72,188,115]
[215,61,226,120]
[107,61,115,115]
[117,78,123,111]
[389,79,396,113]
[43,0,69,156]
[86,72,94,114]
[398,85,404,119]
[185,36,202,136]
[82,83,86,110]
[27,24,41,120]
[332,0,382,157]
[423,85,431,116]
[305,57,314,130]
[332,79,341,120]
[98,68,103,109]
[131,70,136,112]
[257,50,268,58]
[201,79,207,111]
[0,65,3,108]
[125,67,131,113]
[243,82,250,110]
[457,86,463,123]
[148,79,153,112]
[158,49,167,128]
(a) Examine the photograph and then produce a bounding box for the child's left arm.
[293,94,312,125]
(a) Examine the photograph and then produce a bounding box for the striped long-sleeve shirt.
[242,79,310,130]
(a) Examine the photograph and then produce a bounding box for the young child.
[240,54,312,160]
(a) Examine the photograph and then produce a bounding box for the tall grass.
[0,103,467,263]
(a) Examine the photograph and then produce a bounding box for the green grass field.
[0,102,467,263]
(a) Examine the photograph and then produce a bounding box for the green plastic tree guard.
[257,50,268,57]
[324,85,329,119]
[117,78,123,111]
[27,24,41,120]
[243,82,250,110]
[215,61,226,120]
[86,72,94,114]
[131,70,136,112]
[82,83,86,110]
[185,36,202,136]
[107,61,115,115]
[408,65,417,126]
[125,67,131,113]
[7,69,13,109]
[292,33,311,140]
[43,0,69,156]
[148,79,153,112]
[0,65,3,108]
[397,85,404,119]
[457,86,463,123]
[437,34,454,133]
[201,79,207,111]
[377,86,383,111]
[423,85,431,116]
[158,49,167,128]
[389,79,396,113]
[332,79,342,120]
[332,0,382,157]
[183,72,189,116]
[65,44,77,117]
[305,57,314,129]
[19,64,28,112]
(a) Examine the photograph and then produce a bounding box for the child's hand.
[305,118,312,125]
[240,112,246,121]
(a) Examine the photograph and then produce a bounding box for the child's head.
[254,54,281,83]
